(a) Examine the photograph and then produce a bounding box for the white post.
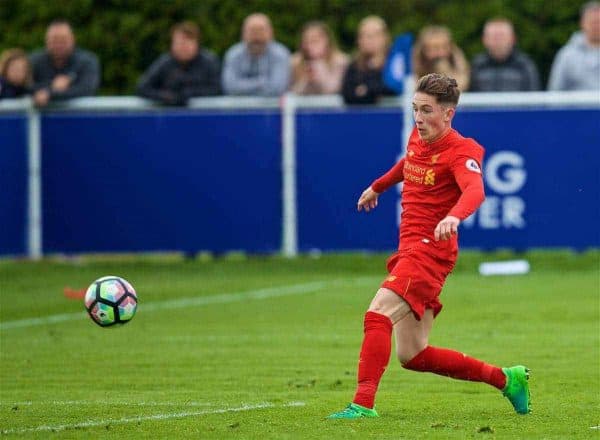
[396,75,416,226]
[27,105,42,260]
[402,74,415,151]
[281,93,298,257]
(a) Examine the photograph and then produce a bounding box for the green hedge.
[0,0,587,94]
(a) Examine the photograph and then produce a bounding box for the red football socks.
[403,345,506,390]
[352,311,393,409]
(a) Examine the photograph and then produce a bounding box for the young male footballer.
[328,73,530,419]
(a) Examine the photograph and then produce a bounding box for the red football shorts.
[381,241,456,320]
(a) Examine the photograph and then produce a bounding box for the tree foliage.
[0,0,586,94]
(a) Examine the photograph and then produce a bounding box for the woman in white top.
[290,21,349,95]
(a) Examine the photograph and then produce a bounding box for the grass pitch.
[0,251,598,439]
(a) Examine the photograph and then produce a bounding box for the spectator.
[290,21,349,95]
[0,48,32,99]
[30,19,100,107]
[137,21,220,105]
[222,13,290,96]
[470,18,540,91]
[341,15,395,104]
[413,25,470,91]
[548,1,600,91]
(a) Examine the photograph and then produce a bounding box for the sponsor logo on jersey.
[465,158,481,173]
[385,275,397,282]
[424,169,435,185]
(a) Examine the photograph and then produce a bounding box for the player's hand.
[434,216,460,241]
[357,186,379,212]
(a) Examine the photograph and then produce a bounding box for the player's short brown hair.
[416,73,460,106]
[171,21,200,41]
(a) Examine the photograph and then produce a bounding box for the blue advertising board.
[41,111,282,254]
[454,108,600,250]
[0,116,27,255]
[0,105,598,256]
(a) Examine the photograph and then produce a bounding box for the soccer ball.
[84,276,138,327]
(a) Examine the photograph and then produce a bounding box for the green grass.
[0,251,598,439]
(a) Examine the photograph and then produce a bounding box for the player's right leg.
[327,288,412,419]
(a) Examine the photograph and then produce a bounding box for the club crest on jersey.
[465,159,481,173]
[431,154,440,164]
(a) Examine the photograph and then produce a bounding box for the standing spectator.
[548,1,600,91]
[341,15,395,104]
[30,19,100,107]
[137,21,220,105]
[470,18,540,91]
[413,26,470,91]
[290,21,349,95]
[222,13,290,96]
[0,49,32,99]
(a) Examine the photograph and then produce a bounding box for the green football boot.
[327,403,379,419]
[502,365,531,414]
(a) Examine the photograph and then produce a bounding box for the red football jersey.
[372,127,485,258]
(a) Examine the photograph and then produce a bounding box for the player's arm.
[357,157,405,212]
[435,153,485,240]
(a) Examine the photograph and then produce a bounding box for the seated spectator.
[137,21,220,105]
[29,19,100,107]
[341,15,395,104]
[290,21,349,95]
[548,1,600,91]
[222,13,290,96]
[470,18,540,91]
[413,25,470,91]
[0,48,32,99]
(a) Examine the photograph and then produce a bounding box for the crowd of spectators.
[1,2,599,105]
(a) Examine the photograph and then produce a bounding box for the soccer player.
[328,73,530,419]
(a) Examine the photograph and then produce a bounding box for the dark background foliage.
[0,0,587,94]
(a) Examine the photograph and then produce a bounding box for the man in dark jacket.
[137,21,220,105]
[30,20,100,107]
[470,18,540,92]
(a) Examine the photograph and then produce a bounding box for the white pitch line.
[1,401,305,435]
[0,276,377,331]
[1,400,215,407]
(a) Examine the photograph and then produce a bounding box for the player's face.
[412,92,454,143]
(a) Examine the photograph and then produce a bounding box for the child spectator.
[290,21,349,95]
[342,15,395,104]
[137,21,221,105]
[0,48,32,99]
[413,25,470,91]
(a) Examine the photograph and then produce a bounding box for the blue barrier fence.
[1,97,598,256]
[0,115,28,255]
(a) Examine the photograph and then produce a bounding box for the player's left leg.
[396,309,530,414]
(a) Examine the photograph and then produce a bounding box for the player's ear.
[443,105,455,122]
